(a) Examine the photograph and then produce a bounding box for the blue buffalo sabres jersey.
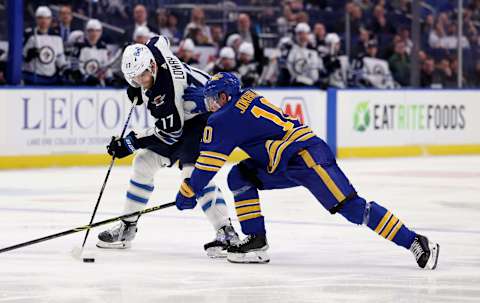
[189,89,322,194]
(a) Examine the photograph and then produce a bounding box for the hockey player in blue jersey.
[175,72,440,269]
[96,37,239,257]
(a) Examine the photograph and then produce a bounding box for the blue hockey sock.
[365,201,416,249]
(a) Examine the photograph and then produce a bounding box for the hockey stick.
[78,97,139,252]
[0,202,176,254]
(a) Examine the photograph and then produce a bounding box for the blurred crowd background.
[0,0,479,88]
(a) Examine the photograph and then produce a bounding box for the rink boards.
[0,87,479,169]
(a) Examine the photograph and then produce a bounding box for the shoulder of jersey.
[24,28,34,40]
[97,40,108,49]
[207,107,232,127]
[49,28,61,36]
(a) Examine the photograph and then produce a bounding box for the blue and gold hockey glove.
[176,178,197,210]
[183,86,207,113]
[107,131,138,159]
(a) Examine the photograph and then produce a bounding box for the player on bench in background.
[175,72,439,269]
[97,36,238,257]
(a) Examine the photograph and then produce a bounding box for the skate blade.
[425,242,440,270]
[96,240,131,249]
[205,246,227,259]
[227,250,270,264]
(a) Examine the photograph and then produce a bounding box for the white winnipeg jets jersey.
[23,28,67,77]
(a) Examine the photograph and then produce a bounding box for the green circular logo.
[353,101,370,132]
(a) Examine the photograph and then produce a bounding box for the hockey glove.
[107,131,138,158]
[25,48,39,63]
[183,86,207,113]
[127,85,144,105]
[176,178,197,210]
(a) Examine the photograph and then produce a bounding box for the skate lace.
[410,241,424,261]
[110,222,126,238]
[233,235,253,247]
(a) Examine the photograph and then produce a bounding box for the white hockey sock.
[123,179,154,222]
[197,181,230,230]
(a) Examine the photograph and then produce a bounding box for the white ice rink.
[1,156,479,302]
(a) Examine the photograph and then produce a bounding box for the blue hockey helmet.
[204,72,241,111]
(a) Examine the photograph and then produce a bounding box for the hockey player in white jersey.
[23,6,68,85]
[96,36,238,257]
[74,19,113,86]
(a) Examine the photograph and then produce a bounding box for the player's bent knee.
[132,150,163,182]
[227,164,249,191]
[337,196,367,225]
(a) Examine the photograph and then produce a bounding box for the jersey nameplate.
[235,90,258,114]
[165,56,186,80]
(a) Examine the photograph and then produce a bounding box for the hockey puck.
[82,258,95,263]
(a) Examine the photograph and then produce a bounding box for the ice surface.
[0,156,479,302]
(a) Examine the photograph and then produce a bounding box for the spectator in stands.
[73,19,112,86]
[420,58,435,88]
[312,22,327,56]
[296,11,310,24]
[156,9,170,39]
[443,23,470,50]
[287,22,319,86]
[177,39,200,68]
[354,0,374,12]
[210,25,225,51]
[432,58,456,88]
[54,4,81,43]
[343,2,368,35]
[276,6,297,38]
[205,47,237,75]
[388,40,410,86]
[224,14,264,69]
[166,13,182,45]
[399,28,413,55]
[184,8,212,44]
[236,42,260,87]
[370,4,396,35]
[422,14,435,41]
[185,26,211,46]
[23,6,68,85]
[123,4,156,43]
[352,27,371,57]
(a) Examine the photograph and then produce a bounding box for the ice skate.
[96,220,138,249]
[227,234,270,264]
[204,223,240,258]
[410,234,439,270]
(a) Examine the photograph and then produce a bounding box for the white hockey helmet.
[121,44,155,87]
[325,33,340,45]
[238,42,254,57]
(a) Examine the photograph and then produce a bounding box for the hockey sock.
[232,186,265,235]
[197,181,230,230]
[123,179,154,222]
[365,201,416,249]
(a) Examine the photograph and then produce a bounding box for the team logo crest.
[133,46,142,57]
[38,46,55,64]
[211,73,223,81]
[154,94,166,106]
[84,59,100,75]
